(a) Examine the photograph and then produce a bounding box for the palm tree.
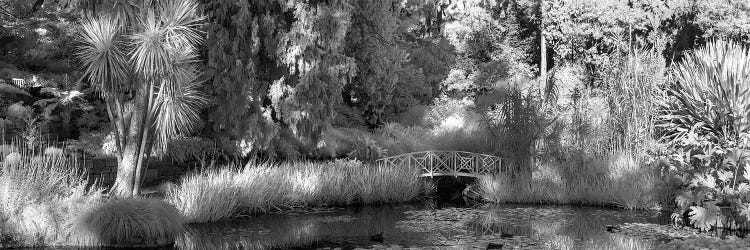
[76,0,205,197]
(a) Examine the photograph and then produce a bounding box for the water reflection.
[178,202,671,249]
[468,204,670,250]
[178,204,439,249]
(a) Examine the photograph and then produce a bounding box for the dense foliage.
[2,0,750,233]
[202,0,356,151]
[660,40,750,231]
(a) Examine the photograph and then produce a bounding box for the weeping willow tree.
[76,0,206,197]
[203,0,356,154]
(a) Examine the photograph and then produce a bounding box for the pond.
[177,200,671,250]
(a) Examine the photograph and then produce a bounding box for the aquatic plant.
[167,159,430,223]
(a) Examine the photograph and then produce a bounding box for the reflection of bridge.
[375,151,506,178]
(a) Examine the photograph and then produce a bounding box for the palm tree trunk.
[104,97,122,160]
[110,88,147,197]
[132,81,155,195]
[112,144,138,197]
[540,33,546,84]
[540,0,546,86]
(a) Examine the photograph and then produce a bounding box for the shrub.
[347,136,388,162]
[658,40,750,231]
[67,198,185,247]
[373,123,431,155]
[665,39,750,141]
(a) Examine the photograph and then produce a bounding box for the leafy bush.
[347,136,388,162]
[664,39,750,141]
[660,130,750,231]
[373,123,431,155]
[63,129,114,157]
[165,137,241,163]
[659,40,750,231]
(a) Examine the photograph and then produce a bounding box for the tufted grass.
[478,151,663,210]
[0,141,185,248]
[167,159,432,223]
[0,143,105,247]
[68,198,185,247]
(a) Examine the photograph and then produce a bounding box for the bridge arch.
[375,150,507,178]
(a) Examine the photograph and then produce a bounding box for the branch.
[354,12,392,46]
[0,4,21,19]
[29,0,45,16]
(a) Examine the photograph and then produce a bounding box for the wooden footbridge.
[375,151,506,178]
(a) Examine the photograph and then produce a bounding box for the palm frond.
[130,0,203,79]
[149,44,206,154]
[131,9,171,77]
[158,0,204,49]
[76,16,129,95]
[150,67,207,154]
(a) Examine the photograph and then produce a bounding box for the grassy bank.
[478,151,670,210]
[167,159,433,223]
[0,145,185,247]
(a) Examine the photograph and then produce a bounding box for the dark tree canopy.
[202,0,356,149]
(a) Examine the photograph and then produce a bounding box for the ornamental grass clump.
[168,159,429,223]
[478,150,660,210]
[0,141,185,247]
[67,198,185,247]
[0,143,105,247]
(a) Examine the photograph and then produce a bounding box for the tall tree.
[344,0,402,128]
[202,0,356,153]
[77,0,206,196]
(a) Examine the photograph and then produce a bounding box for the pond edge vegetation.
[3,0,750,248]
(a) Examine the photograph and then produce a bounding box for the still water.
[177,201,670,249]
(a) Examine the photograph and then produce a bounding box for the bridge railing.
[375,150,508,178]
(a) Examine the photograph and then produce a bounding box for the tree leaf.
[689,204,724,231]
[675,191,695,208]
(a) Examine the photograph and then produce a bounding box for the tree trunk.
[539,0,547,86]
[540,29,546,85]
[109,89,147,197]
[111,146,138,197]
[133,139,154,195]
[132,82,155,196]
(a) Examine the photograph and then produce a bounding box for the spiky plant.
[664,39,750,141]
[76,0,206,197]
